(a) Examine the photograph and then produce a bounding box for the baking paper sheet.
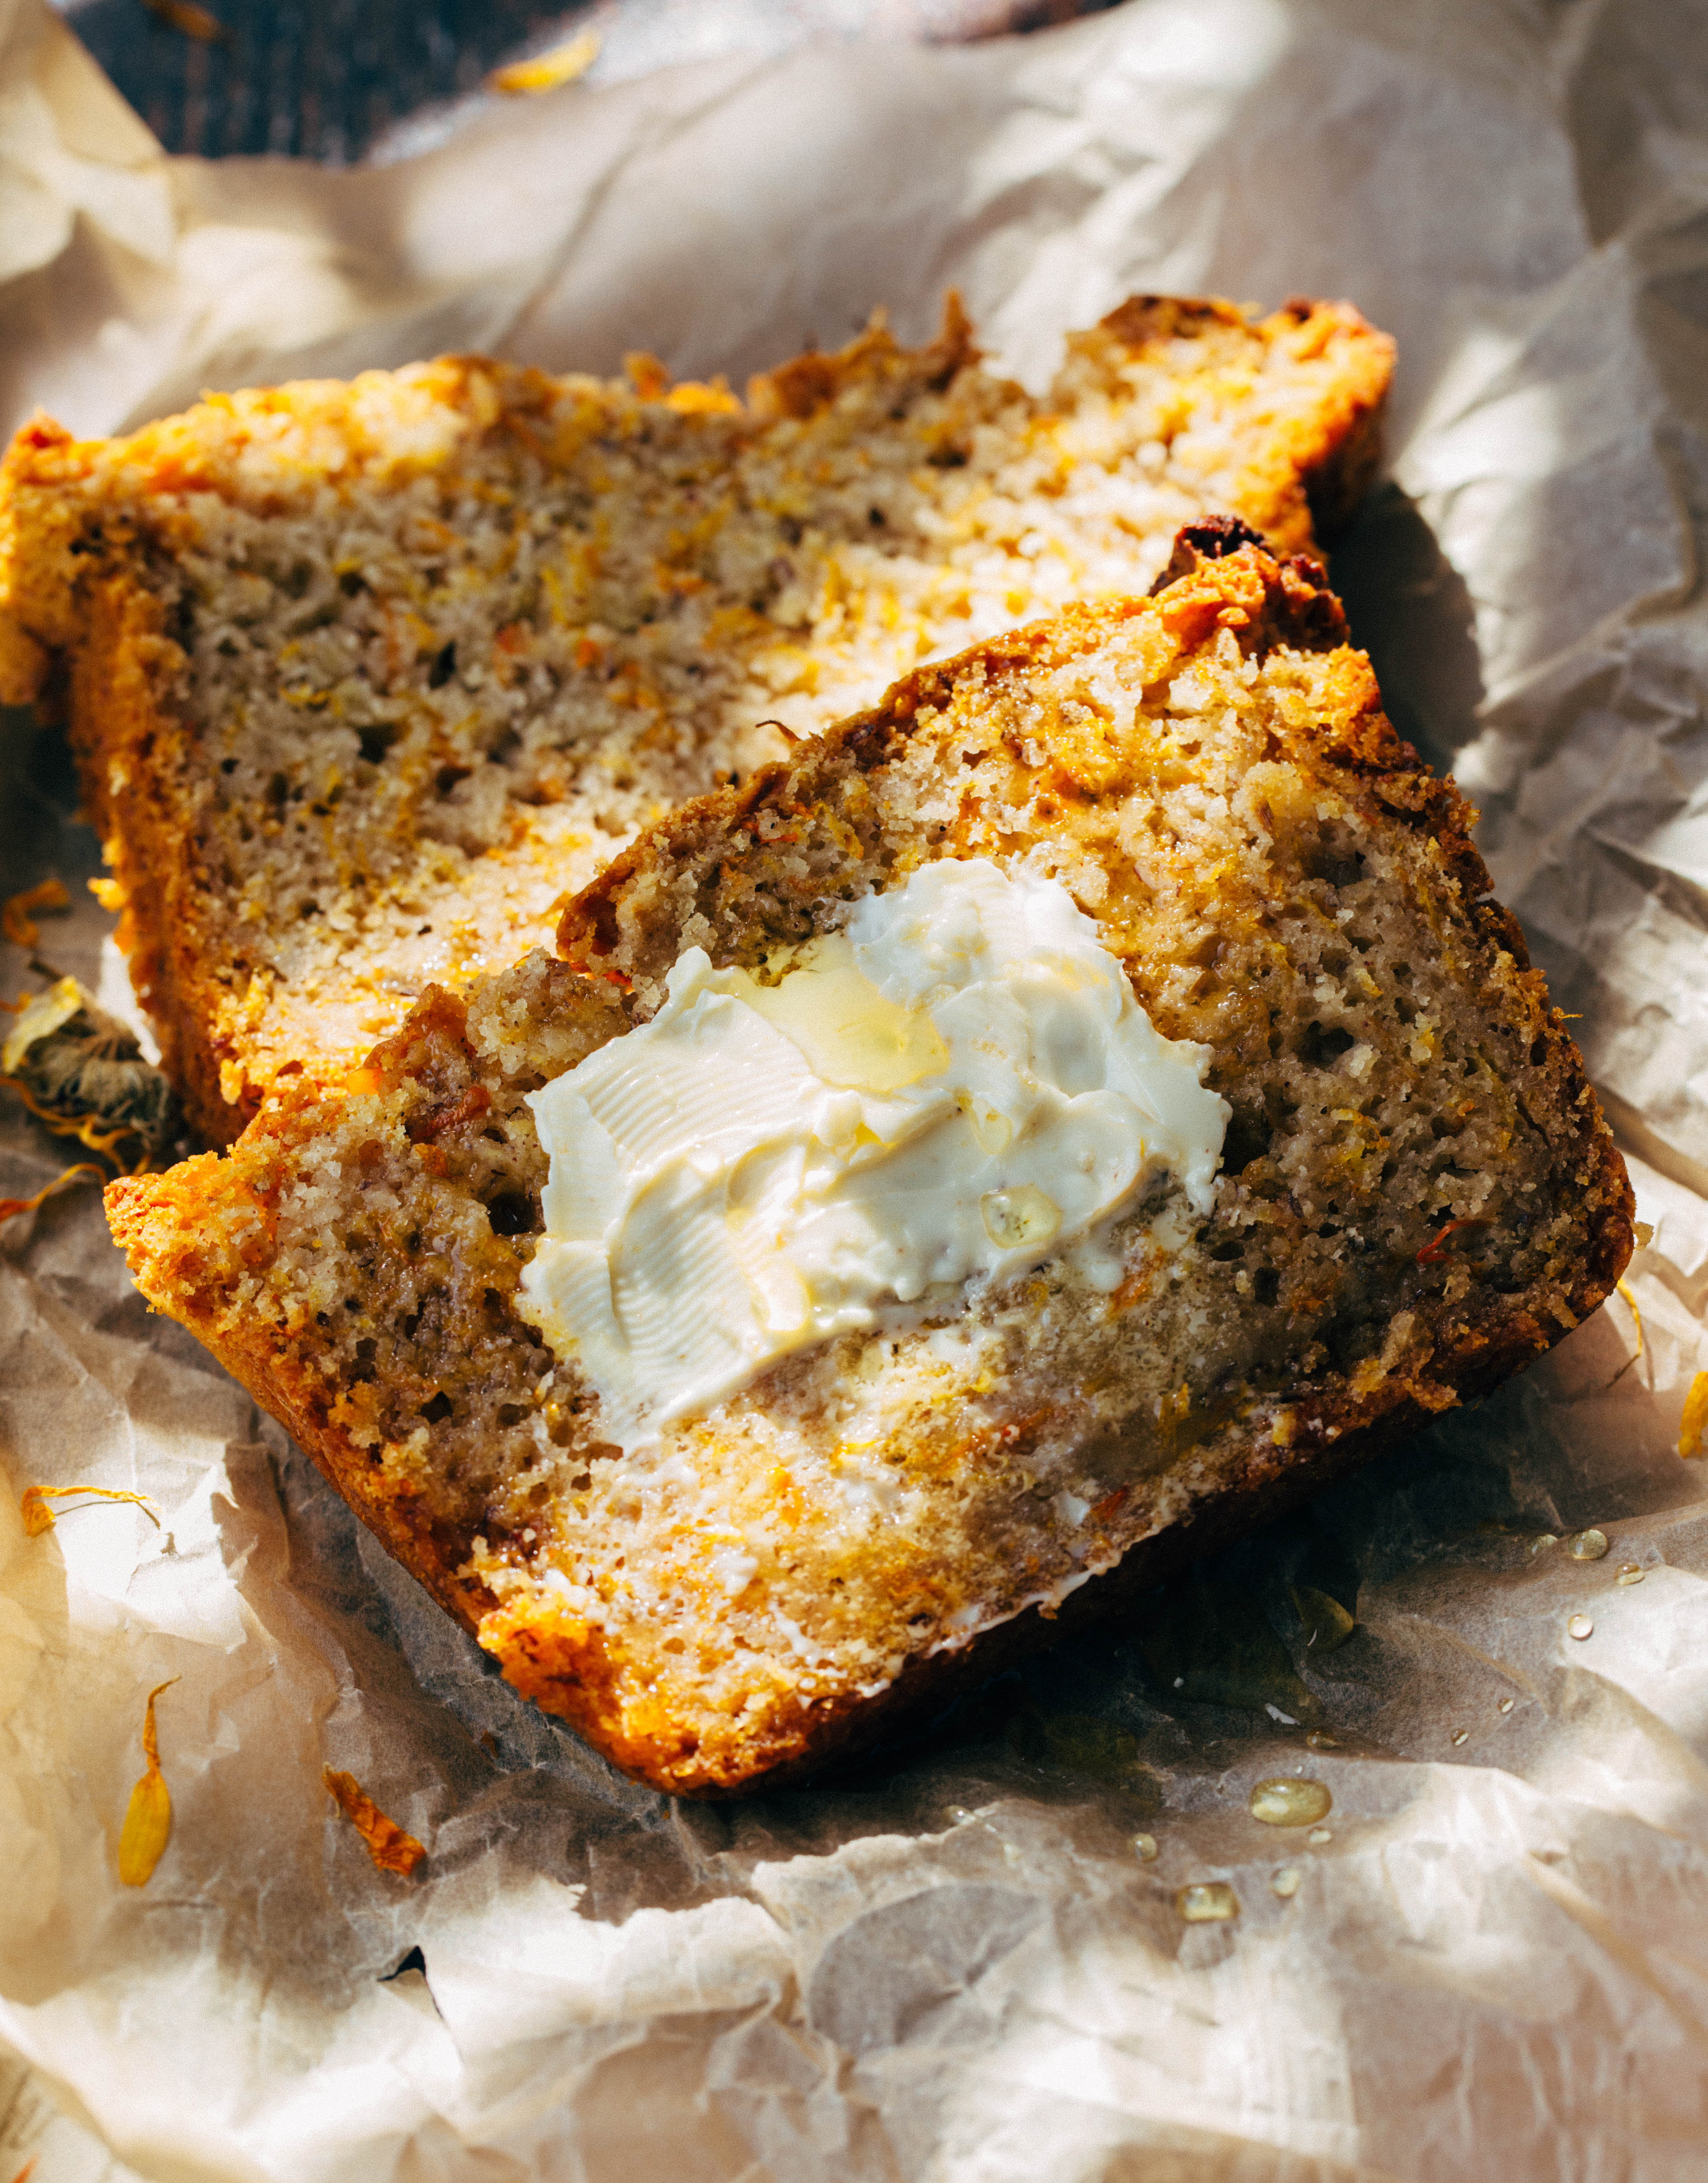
[4,0,1708,2174]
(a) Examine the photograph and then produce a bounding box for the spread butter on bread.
[105,528,1632,1796]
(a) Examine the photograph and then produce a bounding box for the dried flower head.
[1,977,181,1169]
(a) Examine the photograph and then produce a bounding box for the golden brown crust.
[108,533,1624,1800]
[1096,296,1394,549]
[6,296,1393,1147]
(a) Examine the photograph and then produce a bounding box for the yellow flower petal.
[323,1768,426,1876]
[1607,1278,1645,1390]
[119,1679,179,1888]
[488,30,599,95]
[1680,1369,1708,1460]
[20,1483,160,1536]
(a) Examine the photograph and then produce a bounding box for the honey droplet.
[1499,1697,1515,1713]
[1271,1866,1302,1899]
[980,1184,1061,1252]
[1451,1729,1469,1747]
[1530,1534,1559,1556]
[1567,1613,1594,1641]
[1305,1730,1339,1752]
[1176,1881,1238,1923]
[1615,1563,1645,1586]
[1308,1826,1333,1846]
[1133,1833,1159,1862]
[1248,1776,1332,1828]
[1567,1529,1609,1561]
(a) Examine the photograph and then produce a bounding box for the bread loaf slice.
[0,296,1391,1144]
[105,527,1631,1797]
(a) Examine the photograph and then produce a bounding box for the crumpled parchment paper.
[4,0,1708,2175]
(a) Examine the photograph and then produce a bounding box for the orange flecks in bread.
[0,297,1393,1143]
[1416,1217,1491,1265]
[97,539,1631,1797]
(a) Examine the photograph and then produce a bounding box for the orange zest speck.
[21,1483,161,1538]
[1680,1370,1708,1460]
[1415,1216,1490,1265]
[1,878,68,950]
[322,1768,427,1876]
[625,352,671,402]
[118,1678,180,1887]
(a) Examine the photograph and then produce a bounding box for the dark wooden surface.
[52,0,1116,164]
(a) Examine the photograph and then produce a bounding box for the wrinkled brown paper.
[3,0,1708,2175]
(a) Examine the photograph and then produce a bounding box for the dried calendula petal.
[141,0,230,39]
[488,29,598,93]
[21,1483,160,1537]
[119,1678,179,1887]
[0,1160,104,1231]
[323,1767,426,1876]
[1,877,68,950]
[1607,1279,1645,1390]
[1,978,81,1070]
[1679,1370,1708,1461]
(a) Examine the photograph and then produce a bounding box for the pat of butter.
[520,859,1228,1450]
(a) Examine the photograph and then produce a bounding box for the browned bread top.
[2,295,1392,1144]
[106,531,1625,1798]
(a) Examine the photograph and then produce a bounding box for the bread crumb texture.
[0,296,1391,1142]
[106,537,1631,1796]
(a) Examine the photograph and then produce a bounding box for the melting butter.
[520,859,1229,1450]
[726,938,948,1091]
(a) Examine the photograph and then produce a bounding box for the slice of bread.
[0,296,1392,1145]
[105,528,1632,1798]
